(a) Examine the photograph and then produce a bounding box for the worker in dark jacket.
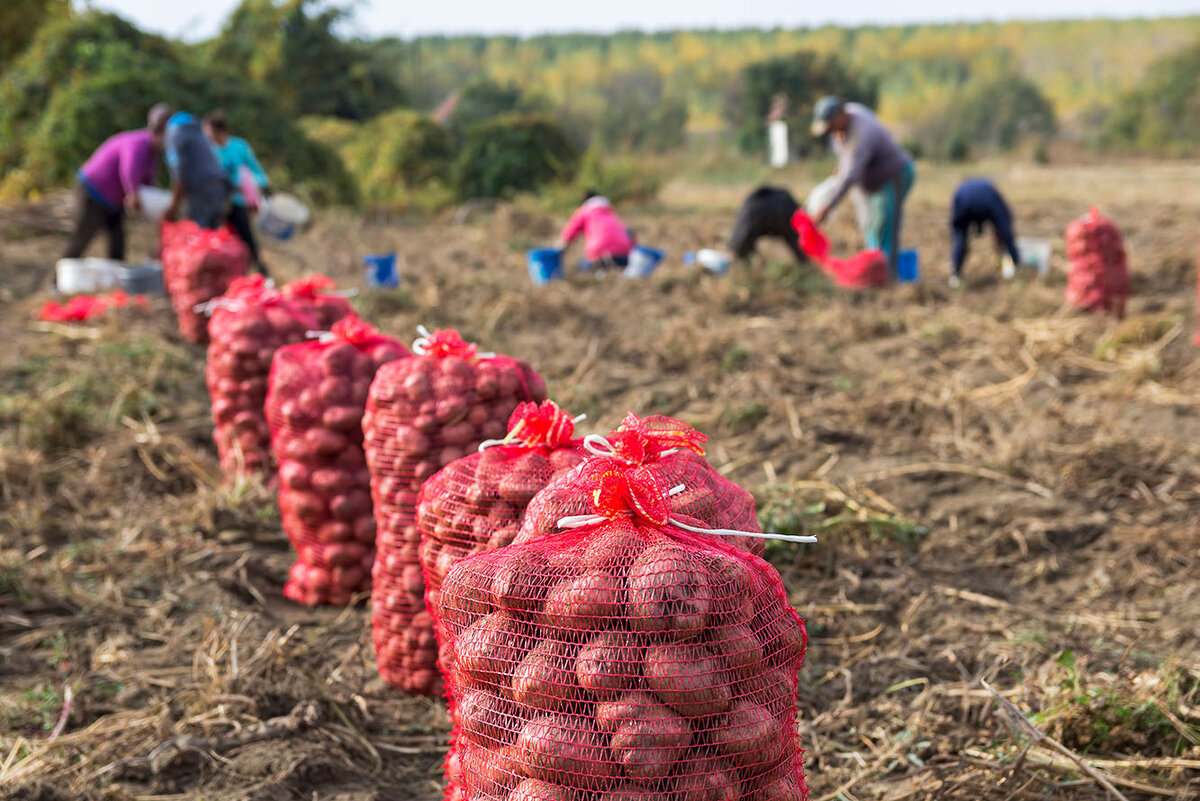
[729,186,805,261]
[950,178,1020,288]
[163,112,229,229]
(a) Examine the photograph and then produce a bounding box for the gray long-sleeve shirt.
[825,103,910,214]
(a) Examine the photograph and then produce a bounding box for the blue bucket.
[363,252,399,289]
[897,249,920,283]
[527,248,563,285]
[624,246,665,278]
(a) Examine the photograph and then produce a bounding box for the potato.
[673,756,741,801]
[581,521,645,573]
[706,622,765,677]
[462,743,524,796]
[575,632,642,700]
[508,778,574,801]
[733,668,792,716]
[627,544,711,640]
[604,693,691,782]
[515,715,616,789]
[492,550,553,619]
[643,643,731,718]
[512,639,583,712]
[596,786,658,801]
[711,701,788,765]
[540,570,625,637]
[454,612,531,690]
[456,688,522,746]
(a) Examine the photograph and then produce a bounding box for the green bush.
[726,51,879,156]
[908,73,1057,161]
[572,145,660,204]
[0,10,356,204]
[453,113,579,200]
[595,70,688,153]
[1102,38,1200,156]
[305,109,454,210]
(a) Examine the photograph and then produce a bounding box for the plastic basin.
[527,248,563,285]
[258,193,310,241]
[363,252,399,289]
[137,187,172,221]
[624,246,665,279]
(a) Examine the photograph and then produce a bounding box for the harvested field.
[2,160,1199,800]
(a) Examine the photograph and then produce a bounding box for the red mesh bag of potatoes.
[267,315,411,606]
[364,328,547,695]
[517,413,764,557]
[435,457,809,801]
[281,274,356,329]
[161,220,250,343]
[418,400,586,801]
[205,275,319,481]
[1066,206,1129,319]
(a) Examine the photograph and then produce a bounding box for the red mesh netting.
[205,276,319,481]
[161,220,250,343]
[791,210,888,289]
[417,400,586,801]
[281,274,356,329]
[1066,207,1129,319]
[434,457,808,801]
[517,414,764,558]
[364,328,547,695]
[266,316,411,605]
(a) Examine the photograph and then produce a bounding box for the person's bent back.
[164,112,229,229]
[950,178,1020,285]
[558,193,633,270]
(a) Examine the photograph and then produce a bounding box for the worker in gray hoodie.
[809,96,916,275]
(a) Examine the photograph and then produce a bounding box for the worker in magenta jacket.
[556,191,634,271]
[63,103,172,261]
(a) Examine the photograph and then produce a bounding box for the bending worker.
[163,111,229,229]
[810,96,916,274]
[63,103,171,261]
[204,111,271,276]
[557,191,634,271]
[950,178,1020,289]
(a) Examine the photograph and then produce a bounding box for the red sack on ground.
[38,290,146,323]
[791,209,889,289]
[417,400,586,801]
[364,328,547,695]
[282,274,356,329]
[435,457,808,801]
[516,413,764,557]
[205,275,319,481]
[267,316,410,606]
[161,220,250,343]
[1066,207,1129,319]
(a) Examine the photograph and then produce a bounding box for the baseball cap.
[811,96,843,137]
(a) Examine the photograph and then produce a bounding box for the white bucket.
[137,186,171,221]
[1018,237,1052,275]
[258,193,309,241]
[55,258,122,294]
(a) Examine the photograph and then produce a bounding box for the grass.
[720,343,749,372]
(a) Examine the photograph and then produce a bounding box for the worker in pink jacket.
[557,191,634,271]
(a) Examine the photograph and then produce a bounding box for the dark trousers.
[226,204,266,274]
[63,182,125,260]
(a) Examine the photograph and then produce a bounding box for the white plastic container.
[55,258,122,294]
[137,186,172,221]
[1019,237,1052,275]
[695,249,731,275]
[258,193,310,241]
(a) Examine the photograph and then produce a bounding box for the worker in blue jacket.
[950,178,1020,288]
[204,110,271,276]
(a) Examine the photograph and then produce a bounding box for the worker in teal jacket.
[203,110,270,276]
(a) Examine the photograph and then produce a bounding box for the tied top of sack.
[413,327,485,361]
[490,400,581,454]
[602,412,707,464]
[281,274,337,300]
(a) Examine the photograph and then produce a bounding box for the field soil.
[2,160,1199,800]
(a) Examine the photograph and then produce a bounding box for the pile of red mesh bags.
[517,413,764,557]
[205,276,319,481]
[1065,207,1130,319]
[434,457,808,801]
[791,209,888,289]
[161,220,250,343]
[282,275,357,329]
[364,328,547,695]
[266,316,410,606]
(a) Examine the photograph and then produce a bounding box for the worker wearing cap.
[163,111,230,229]
[63,103,172,261]
[810,96,916,274]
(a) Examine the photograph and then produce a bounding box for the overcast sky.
[87,0,1200,41]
